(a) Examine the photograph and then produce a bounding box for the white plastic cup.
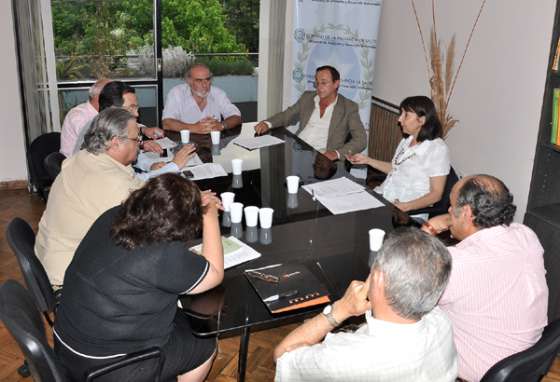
[286,176,300,194]
[244,206,259,227]
[230,202,244,224]
[259,208,274,229]
[180,130,190,143]
[220,192,235,212]
[232,159,243,175]
[210,130,221,145]
[368,228,386,252]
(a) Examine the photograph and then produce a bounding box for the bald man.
[423,175,548,381]
[60,79,111,157]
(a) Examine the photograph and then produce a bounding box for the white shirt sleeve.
[425,139,451,177]
[214,87,241,119]
[162,86,182,120]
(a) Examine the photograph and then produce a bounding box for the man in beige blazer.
[255,65,367,161]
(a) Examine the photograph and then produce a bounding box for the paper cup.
[286,176,300,194]
[244,206,259,227]
[232,158,243,175]
[368,228,386,252]
[259,208,274,229]
[220,192,235,212]
[180,130,190,143]
[230,202,244,224]
[210,130,221,145]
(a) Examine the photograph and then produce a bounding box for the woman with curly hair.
[53,173,223,382]
[348,96,450,217]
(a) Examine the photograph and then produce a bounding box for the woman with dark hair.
[53,173,223,382]
[348,96,450,216]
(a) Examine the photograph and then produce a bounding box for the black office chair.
[44,151,66,182]
[6,217,57,326]
[27,132,61,200]
[0,280,165,382]
[480,319,560,382]
[408,166,459,219]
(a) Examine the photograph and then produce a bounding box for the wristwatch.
[322,304,340,327]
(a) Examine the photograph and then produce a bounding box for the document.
[183,153,203,168]
[302,176,365,198]
[137,152,203,171]
[186,163,228,180]
[154,137,177,149]
[190,236,261,269]
[316,191,384,215]
[233,135,285,150]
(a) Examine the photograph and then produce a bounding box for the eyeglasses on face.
[122,134,143,144]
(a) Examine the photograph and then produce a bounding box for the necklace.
[393,143,416,166]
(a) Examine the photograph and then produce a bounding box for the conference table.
[167,123,418,381]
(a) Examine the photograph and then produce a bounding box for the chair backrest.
[27,132,61,194]
[480,319,560,382]
[0,280,67,382]
[43,151,66,182]
[6,217,56,317]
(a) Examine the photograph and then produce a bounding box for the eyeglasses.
[122,135,143,144]
[246,270,279,283]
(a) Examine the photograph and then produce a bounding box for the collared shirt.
[35,150,144,285]
[439,223,548,382]
[297,95,337,152]
[375,136,450,203]
[162,84,240,124]
[60,102,97,157]
[275,308,457,381]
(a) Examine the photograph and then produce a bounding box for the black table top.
[171,124,418,336]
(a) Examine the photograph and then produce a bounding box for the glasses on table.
[245,270,302,284]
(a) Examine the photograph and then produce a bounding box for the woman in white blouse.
[348,96,450,214]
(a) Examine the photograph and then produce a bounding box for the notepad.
[187,163,228,180]
[190,236,261,269]
[233,135,285,150]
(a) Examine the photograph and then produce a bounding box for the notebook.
[244,263,331,314]
[190,236,261,269]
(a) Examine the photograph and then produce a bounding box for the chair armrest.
[85,347,164,382]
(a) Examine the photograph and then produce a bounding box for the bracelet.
[422,221,439,236]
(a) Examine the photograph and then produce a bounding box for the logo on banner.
[292,23,374,108]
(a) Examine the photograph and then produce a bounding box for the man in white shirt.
[162,63,242,134]
[59,79,110,157]
[274,227,457,381]
[254,65,367,161]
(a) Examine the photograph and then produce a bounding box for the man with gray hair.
[274,227,458,381]
[36,107,151,286]
[423,175,548,381]
[162,63,241,133]
[59,78,111,157]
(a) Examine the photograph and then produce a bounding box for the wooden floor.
[0,188,559,381]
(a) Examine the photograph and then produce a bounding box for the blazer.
[266,91,367,155]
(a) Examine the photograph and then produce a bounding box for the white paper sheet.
[190,236,261,269]
[317,191,384,215]
[154,137,177,149]
[302,176,365,198]
[183,153,203,168]
[187,163,228,180]
[233,135,285,150]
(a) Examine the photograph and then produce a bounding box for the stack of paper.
[233,135,285,150]
[303,176,384,215]
[186,163,228,180]
[190,236,261,269]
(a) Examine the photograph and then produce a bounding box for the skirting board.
[0,180,28,190]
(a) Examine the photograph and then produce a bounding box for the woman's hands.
[201,190,223,217]
[346,153,371,166]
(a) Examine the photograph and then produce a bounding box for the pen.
[263,289,299,303]
[246,263,282,271]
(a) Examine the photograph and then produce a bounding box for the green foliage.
[197,55,255,76]
[224,0,259,53]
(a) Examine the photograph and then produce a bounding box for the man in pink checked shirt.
[60,79,111,157]
[423,174,548,381]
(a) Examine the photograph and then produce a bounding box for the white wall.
[373,0,555,220]
[0,1,27,182]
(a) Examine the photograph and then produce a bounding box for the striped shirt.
[439,223,548,381]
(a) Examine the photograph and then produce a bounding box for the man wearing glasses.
[254,65,367,161]
[162,63,242,134]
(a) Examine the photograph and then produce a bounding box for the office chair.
[408,166,459,219]
[480,319,560,382]
[44,151,66,182]
[6,217,56,326]
[0,280,164,382]
[27,132,61,200]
